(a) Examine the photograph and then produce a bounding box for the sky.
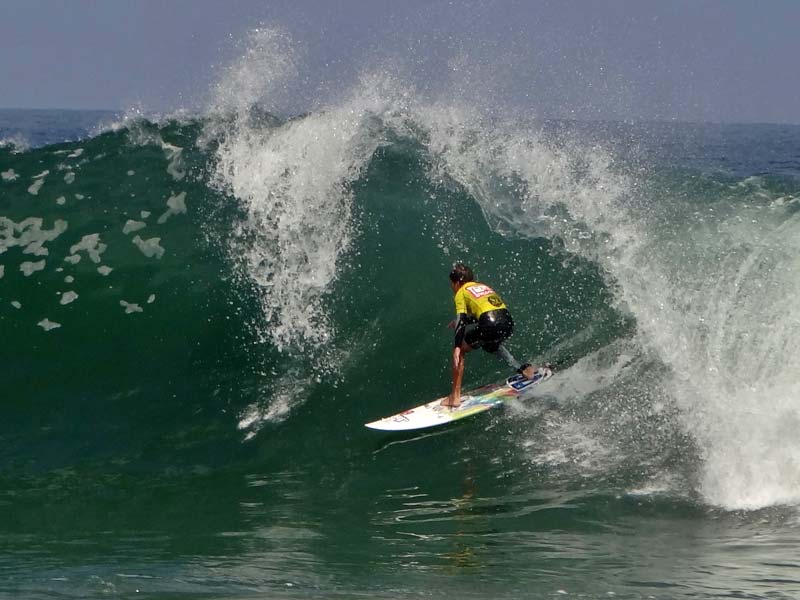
[2,0,799,123]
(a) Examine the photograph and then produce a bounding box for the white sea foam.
[545,186,800,510]
[69,233,106,264]
[27,178,45,195]
[0,265,4,279]
[658,208,800,510]
[64,172,75,184]
[97,265,113,276]
[0,217,68,255]
[123,220,146,234]
[132,235,165,259]
[208,30,389,423]
[23,240,49,256]
[211,68,402,362]
[20,260,46,276]
[1,169,18,181]
[161,143,185,181]
[59,291,78,305]
[11,300,21,309]
[38,318,61,331]
[156,191,187,224]
[120,300,143,314]
[418,104,631,257]
[56,196,66,205]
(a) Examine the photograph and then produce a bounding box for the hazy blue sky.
[2,0,799,123]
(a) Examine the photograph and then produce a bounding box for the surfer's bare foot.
[519,361,554,380]
[441,396,461,409]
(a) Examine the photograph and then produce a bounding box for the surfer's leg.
[490,344,541,379]
[492,344,522,371]
[442,342,473,408]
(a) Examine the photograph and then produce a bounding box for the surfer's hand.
[447,319,456,329]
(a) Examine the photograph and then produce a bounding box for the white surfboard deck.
[365,368,553,432]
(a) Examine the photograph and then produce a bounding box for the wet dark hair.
[449,263,474,284]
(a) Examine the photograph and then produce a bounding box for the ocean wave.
[2,29,800,513]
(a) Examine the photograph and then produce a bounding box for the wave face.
[2,29,800,599]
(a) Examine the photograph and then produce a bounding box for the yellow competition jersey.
[454,281,507,318]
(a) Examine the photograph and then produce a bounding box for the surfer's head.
[449,263,474,289]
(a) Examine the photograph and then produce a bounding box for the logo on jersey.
[465,284,495,299]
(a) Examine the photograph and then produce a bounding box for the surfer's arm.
[453,312,469,348]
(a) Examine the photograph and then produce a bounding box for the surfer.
[443,263,543,408]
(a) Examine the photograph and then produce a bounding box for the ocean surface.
[2,94,800,599]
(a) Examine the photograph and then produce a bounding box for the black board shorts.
[464,309,514,353]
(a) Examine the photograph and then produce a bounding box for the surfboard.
[364,367,553,432]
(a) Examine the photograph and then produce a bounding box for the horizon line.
[1,106,799,128]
